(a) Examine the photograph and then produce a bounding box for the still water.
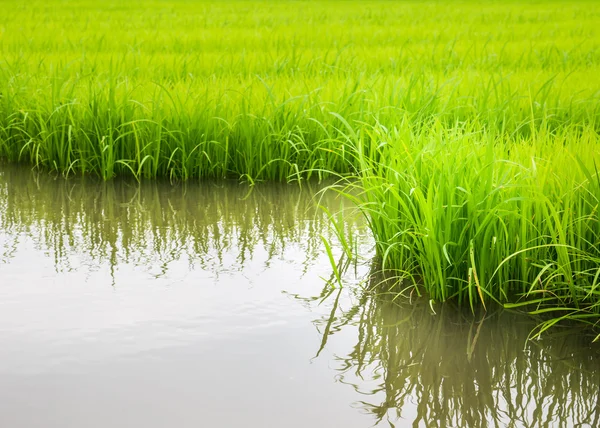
[0,163,599,428]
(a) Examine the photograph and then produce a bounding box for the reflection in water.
[305,276,600,428]
[2,163,600,428]
[0,163,373,428]
[0,163,353,280]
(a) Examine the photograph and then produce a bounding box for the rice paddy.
[0,0,599,334]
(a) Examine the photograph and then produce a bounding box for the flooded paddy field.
[1,0,600,426]
[0,164,599,428]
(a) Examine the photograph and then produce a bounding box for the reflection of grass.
[0,163,343,275]
[307,276,600,427]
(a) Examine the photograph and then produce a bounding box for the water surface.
[0,164,598,428]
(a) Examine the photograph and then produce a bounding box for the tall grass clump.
[332,118,600,334]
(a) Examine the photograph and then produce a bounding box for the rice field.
[1,0,599,333]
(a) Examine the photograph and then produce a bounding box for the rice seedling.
[330,119,600,335]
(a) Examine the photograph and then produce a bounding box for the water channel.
[0,163,598,427]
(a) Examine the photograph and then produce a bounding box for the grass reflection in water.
[301,274,600,428]
[0,163,357,280]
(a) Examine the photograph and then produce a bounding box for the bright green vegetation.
[334,123,600,336]
[0,0,598,180]
[1,0,599,333]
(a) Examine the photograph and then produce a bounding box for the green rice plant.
[330,118,600,331]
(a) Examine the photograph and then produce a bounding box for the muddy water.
[0,164,599,428]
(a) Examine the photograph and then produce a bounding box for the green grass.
[331,120,600,336]
[1,0,599,180]
[1,0,599,333]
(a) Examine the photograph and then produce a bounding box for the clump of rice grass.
[329,118,600,337]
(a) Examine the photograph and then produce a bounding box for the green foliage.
[0,0,599,181]
[332,120,600,334]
